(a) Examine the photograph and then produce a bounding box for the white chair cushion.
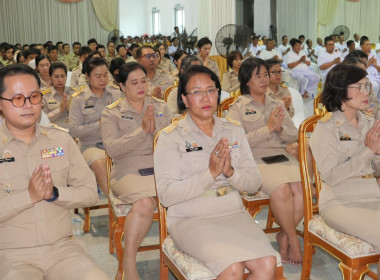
[163,236,282,280]
[289,87,305,129]
[309,215,376,257]
[109,190,132,217]
[240,190,270,201]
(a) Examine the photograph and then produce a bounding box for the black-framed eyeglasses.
[143,54,158,59]
[184,88,219,97]
[269,70,285,76]
[0,92,43,107]
[348,82,371,94]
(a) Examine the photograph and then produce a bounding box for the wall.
[253,0,271,37]
[235,0,244,26]
[119,0,148,37]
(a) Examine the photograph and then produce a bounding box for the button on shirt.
[0,123,98,249]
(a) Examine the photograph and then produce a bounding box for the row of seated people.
[1,40,380,279]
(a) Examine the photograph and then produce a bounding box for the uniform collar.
[244,92,276,106]
[119,96,150,113]
[83,86,107,100]
[178,113,222,136]
[332,110,369,127]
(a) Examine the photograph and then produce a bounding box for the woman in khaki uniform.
[266,59,295,118]
[101,62,171,279]
[155,65,277,279]
[156,43,174,74]
[222,50,242,93]
[227,58,303,265]
[35,55,51,90]
[42,62,76,129]
[310,64,380,274]
[69,57,121,195]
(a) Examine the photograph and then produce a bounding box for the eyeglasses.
[0,92,43,107]
[254,73,270,80]
[269,70,285,76]
[185,88,219,97]
[348,82,371,94]
[142,54,158,59]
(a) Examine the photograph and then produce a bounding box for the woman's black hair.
[83,57,108,76]
[177,65,221,113]
[226,50,242,69]
[321,63,367,112]
[342,57,367,68]
[118,62,147,85]
[238,57,268,95]
[109,57,126,83]
[265,58,281,70]
[173,50,186,66]
[49,62,67,76]
[180,55,202,73]
[35,55,51,68]
[16,51,25,64]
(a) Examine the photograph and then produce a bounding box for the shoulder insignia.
[42,88,51,95]
[320,112,332,122]
[151,96,165,103]
[106,97,123,109]
[279,82,288,88]
[72,66,79,71]
[226,117,241,126]
[71,86,85,98]
[70,87,78,92]
[363,110,374,119]
[49,122,69,133]
[163,122,178,134]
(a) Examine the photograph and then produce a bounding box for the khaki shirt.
[266,84,295,118]
[69,86,122,147]
[70,64,82,88]
[42,86,77,129]
[202,57,220,79]
[101,96,171,180]
[227,94,298,159]
[166,87,179,117]
[154,114,262,227]
[105,54,117,64]
[310,110,378,186]
[157,57,174,75]
[222,69,240,93]
[39,75,51,91]
[170,68,180,82]
[147,70,175,98]
[0,123,98,249]
[59,54,79,71]
[366,84,380,120]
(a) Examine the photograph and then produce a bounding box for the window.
[174,5,185,33]
[152,8,160,35]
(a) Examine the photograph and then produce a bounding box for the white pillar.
[253,0,271,37]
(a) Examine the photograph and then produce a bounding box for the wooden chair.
[298,109,379,280]
[216,95,237,118]
[106,154,160,280]
[163,81,178,102]
[153,128,286,280]
[313,92,322,112]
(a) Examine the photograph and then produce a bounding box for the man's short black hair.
[87,38,98,45]
[360,36,369,46]
[324,36,334,45]
[79,46,91,57]
[197,37,212,49]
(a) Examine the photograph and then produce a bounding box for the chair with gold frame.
[299,108,379,280]
[106,154,160,280]
[216,95,237,118]
[163,81,178,102]
[154,126,286,280]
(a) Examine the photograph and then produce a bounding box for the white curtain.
[197,0,236,55]
[318,0,380,42]
[0,0,112,46]
[91,0,118,32]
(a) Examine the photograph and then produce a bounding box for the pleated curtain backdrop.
[0,0,115,46]
[91,0,118,32]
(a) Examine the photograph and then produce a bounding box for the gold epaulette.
[151,96,165,103]
[106,97,123,109]
[48,122,69,133]
[363,110,374,118]
[71,86,85,98]
[109,83,119,89]
[279,82,288,88]
[42,88,51,95]
[320,112,332,122]
[163,121,178,134]
[72,66,79,71]
[70,87,78,92]
[226,117,241,126]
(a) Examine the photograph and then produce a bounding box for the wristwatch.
[45,186,59,202]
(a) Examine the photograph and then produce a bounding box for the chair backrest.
[164,81,178,102]
[298,108,326,230]
[217,96,237,117]
[288,87,305,129]
[313,93,323,112]
[106,153,112,193]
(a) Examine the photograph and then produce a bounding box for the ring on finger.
[214,151,219,155]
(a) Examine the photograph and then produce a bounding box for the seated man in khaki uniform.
[137,45,174,99]
[197,37,220,79]
[0,64,109,280]
[70,46,91,88]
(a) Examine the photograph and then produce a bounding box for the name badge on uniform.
[245,108,256,115]
[0,149,15,164]
[84,100,94,109]
[339,131,351,141]
[185,141,203,152]
[154,112,163,117]
[121,115,133,120]
[41,147,65,159]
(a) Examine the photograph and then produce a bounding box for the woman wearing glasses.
[69,57,121,195]
[155,65,277,279]
[310,64,380,275]
[101,62,171,279]
[266,59,295,118]
[227,58,303,265]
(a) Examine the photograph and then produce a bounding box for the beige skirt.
[257,151,301,195]
[82,147,105,166]
[111,174,156,204]
[169,210,276,275]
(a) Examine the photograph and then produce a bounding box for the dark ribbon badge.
[339,131,351,141]
[186,141,203,152]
